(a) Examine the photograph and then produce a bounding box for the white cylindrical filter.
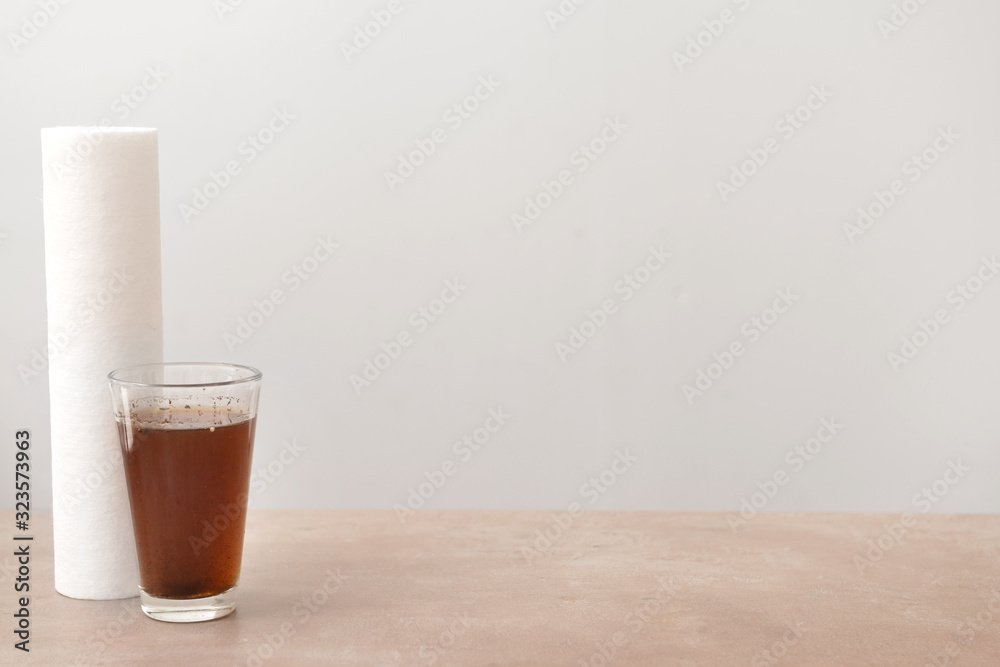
[41,127,163,599]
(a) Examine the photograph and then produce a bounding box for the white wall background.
[2,0,999,516]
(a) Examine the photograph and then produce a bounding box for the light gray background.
[2,0,999,515]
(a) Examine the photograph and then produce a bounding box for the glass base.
[139,586,237,622]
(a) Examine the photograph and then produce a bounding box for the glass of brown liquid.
[108,362,262,622]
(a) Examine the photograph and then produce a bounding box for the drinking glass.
[108,362,262,622]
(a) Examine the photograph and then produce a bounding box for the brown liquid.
[118,408,256,599]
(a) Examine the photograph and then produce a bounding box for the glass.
[108,362,262,622]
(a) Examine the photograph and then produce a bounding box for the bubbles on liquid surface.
[120,396,252,430]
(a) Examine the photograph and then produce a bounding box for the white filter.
[41,127,163,599]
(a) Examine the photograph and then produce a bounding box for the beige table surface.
[2,510,998,666]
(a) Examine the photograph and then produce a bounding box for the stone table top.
[4,510,999,666]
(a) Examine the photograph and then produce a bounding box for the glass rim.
[107,362,262,388]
